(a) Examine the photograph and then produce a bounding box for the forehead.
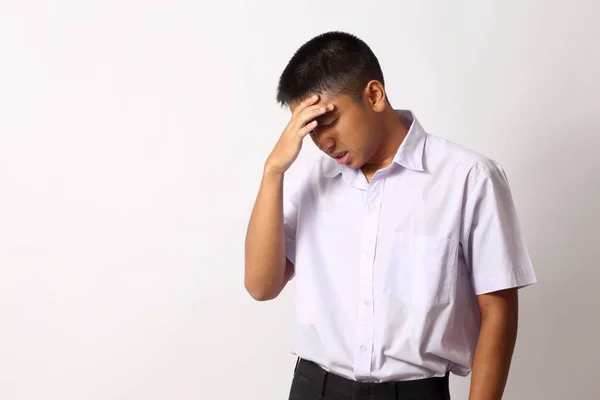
[289,93,354,113]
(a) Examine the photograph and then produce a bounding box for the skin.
[469,288,519,400]
[244,81,519,399]
[288,80,409,182]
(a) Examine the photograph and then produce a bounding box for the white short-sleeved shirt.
[283,110,537,382]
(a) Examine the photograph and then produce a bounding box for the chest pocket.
[386,233,458,308]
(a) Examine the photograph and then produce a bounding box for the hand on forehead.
[290,92,339,113]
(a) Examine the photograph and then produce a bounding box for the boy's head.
[277,32,396,170]
[276,31,386,106]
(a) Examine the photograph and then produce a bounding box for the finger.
[295,103,335,127]
[297,120,318,138]
[291,95,320,117]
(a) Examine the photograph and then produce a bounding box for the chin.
[346,158,360,169]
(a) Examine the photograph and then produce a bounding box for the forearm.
[244,167,287,300]
[469,291,518,400]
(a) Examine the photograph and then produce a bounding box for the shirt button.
[363,300,370,307]
[361,345,367,352]
[368,204,377,211]
[362,251,369,259]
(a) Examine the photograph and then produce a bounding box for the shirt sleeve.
[461,162,537,295]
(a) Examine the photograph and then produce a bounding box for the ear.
[363,80,387,112]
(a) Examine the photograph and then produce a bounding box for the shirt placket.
[353,177,384,379]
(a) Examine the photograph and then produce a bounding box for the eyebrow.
[316,111,338,125]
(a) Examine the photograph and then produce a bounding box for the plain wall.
[1,1,599,399]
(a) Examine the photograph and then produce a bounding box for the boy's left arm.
[468,288,519,400]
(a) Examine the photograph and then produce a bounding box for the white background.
[1,1,599,399]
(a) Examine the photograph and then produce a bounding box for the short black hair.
[276,31,385,106]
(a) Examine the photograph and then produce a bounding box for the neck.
[362,107,409,175]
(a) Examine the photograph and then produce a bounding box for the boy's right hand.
[265,95,334,174]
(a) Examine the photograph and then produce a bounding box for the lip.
[334,151,350,164]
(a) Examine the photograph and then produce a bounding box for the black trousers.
[288,359,451,400]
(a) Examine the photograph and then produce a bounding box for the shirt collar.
[392,110,425,172]
[323,109,426,181]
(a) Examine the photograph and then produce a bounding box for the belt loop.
[444,371,451,398]
[394,382,398,399]
[321,370,328,397]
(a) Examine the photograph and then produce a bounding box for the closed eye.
[320,118,338,128]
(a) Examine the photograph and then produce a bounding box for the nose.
[317,136,335,154]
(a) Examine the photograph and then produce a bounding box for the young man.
[245,31,537,400]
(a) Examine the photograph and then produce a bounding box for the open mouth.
[333,151,350,164]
